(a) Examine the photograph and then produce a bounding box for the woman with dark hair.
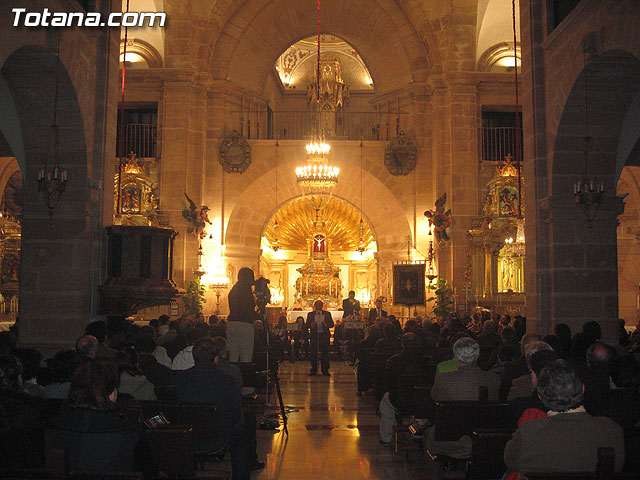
[45,359,142,473]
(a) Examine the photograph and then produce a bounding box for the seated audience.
[0,331,18,355]
[423,337,499,459]
[379,333,425,446]
[499,333,541,401]
[0,354,46,467]
[507,341,553,401]
[504,359,625,474]
[171,326,208,371]
[175,337,258,480]
[44,350,81,399]
[135,336,174,387]
[554,323,573,359]
[85,320,118,359]
[292,316,309,360]
[113,348,157,401]
[75,334,98,362]
[16,348,44,397]
[583,341,616,411]
[45,359,142,473]
[136,325,171,368]
[509,348,558,426]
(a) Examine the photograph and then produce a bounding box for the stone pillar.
[160,78,207,287]
[432,75,479,298]
[521,0,551,335]
[541,195,624,344]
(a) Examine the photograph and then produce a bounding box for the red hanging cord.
[116,0,130,216]
[317,0,321,103]
[512,0,522,218]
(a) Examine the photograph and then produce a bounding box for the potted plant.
[427,278,454,319]
[183,278,206,314]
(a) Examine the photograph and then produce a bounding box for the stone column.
[541,195,624,344]
[160,77,207,287]
[521,0,551,335]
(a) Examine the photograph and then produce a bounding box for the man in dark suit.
[504,360,624,474]
[367,297,387,324]
[175,337,257,479]
[342,291,361,318]
[306,300,334,376]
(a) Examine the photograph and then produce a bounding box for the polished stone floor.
[251,360,418,479]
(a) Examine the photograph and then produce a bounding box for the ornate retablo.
[293,229,343,309]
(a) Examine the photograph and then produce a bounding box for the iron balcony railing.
[480,126,523,162]
[230,110,409,141]
[116,123,157,158]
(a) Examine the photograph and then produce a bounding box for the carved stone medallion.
[219,131,251,174]
[384,131,417,176]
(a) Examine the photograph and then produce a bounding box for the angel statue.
[182,193,212,239]
[424,193,452,245]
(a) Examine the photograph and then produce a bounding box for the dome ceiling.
[275,35,374,91]
[263,196,375,252]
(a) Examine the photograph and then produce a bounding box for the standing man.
[368,297,387,324]
[306,300,334,376]
[227,267,260,362]
[342,291,361,318]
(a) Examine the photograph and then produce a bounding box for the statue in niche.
[424,193,452,245]
[182,193,212,239]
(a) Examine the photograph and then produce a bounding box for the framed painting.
[393,263,426,306]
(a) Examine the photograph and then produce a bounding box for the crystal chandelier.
[295,0,339,209]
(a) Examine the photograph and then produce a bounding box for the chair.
[426,398,513,479]
[0,469,54,479]
[155,384,177,402]
[465,429,513,480]
[144,425,229,480]
[523,447,638,480]
[175,403,227,465]
[140,400,179,425]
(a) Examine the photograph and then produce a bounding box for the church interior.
[1,0,640,478]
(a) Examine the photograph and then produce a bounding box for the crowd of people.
[1,288,640,477]
[0,313,268,479]
[360,309,640,475]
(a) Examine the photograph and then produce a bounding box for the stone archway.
[207,0,430,95]
[223,144,413,253]
[545,50,640,341]
[1,45,93,350]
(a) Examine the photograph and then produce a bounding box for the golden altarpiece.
[293,229,343,309]
[467,156,525,314]
[114,152,159,225]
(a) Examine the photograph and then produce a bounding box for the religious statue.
[424,193,452,244]
[182,193,212,239]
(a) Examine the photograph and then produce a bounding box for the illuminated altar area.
[260,197,377,312]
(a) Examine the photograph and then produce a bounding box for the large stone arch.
[1,44,95,350]
[223,145,412,252]
[544,49,640,340]
[551,50,640,197]
[206,0,431,95]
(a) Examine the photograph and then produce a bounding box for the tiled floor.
[251,360,418,479]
